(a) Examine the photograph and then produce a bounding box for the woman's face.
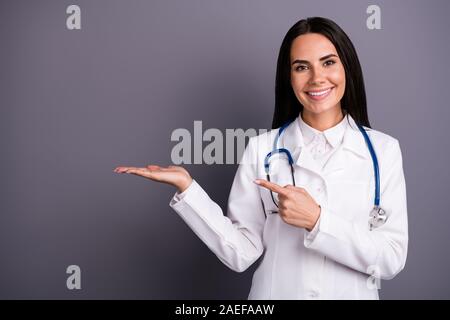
[290,33,346,116]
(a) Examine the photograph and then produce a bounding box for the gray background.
[0,0,448,299]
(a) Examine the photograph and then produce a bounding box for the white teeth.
[307,88,332,96]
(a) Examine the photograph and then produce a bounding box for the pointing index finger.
[254,179,287,196]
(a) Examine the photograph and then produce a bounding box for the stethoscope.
[263,117,387,230]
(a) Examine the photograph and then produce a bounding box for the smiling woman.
[272,17,369,132]
[289,33,346,130]
[114,16,408,300]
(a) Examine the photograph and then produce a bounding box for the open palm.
[114,165,192,192]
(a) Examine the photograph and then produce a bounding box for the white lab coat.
[169,114,408,300]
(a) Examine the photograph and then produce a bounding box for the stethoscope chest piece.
[369,206,387,230]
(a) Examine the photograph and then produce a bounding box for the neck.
[301,107,344,132]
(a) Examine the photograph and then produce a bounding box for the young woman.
[114,17,408,300]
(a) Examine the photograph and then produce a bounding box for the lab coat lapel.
[322,114,370,176]
[279,117,322,175]
[295,146,321,175]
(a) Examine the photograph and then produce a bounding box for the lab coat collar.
[279,113,370,175]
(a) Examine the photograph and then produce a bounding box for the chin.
[303,105,336,115]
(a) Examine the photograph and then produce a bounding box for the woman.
[114,17,408,300]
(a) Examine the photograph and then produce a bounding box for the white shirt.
[298,113,347,170]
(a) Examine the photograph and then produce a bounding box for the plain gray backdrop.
[0,0,448,299]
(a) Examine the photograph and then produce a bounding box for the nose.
[308,68,326,85]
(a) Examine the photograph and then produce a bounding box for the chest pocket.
[326,180,371,221]
[260,188,279,216]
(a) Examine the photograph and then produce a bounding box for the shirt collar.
[298,113,347,148]
[280,113,369,160]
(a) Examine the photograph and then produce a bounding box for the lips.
[305,87,334,101]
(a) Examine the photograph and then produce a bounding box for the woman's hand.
[254,179,321,231]
[114,165,193,193]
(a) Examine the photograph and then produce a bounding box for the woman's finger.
[125,167,146,175]
[114,166,134,173]
[254,179,288,196]
[127,167,171,181]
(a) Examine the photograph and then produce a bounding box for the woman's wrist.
[306,205,321,232]
[177,176,193,193]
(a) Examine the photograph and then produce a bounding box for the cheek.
[333,66,346,84]
[329,68,345,85]
[330,68,346,98]
[290,74,307,92]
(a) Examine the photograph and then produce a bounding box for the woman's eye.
[295,60,335,72]
[295,65,307,71]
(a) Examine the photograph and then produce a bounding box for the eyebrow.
[291,53,338,65]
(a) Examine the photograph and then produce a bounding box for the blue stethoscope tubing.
[357,124,380,207]
[263,117,386,230]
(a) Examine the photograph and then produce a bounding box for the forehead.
[290,33,338,59]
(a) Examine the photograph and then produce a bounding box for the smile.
[306,87,334,101]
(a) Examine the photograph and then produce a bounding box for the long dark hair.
[272,17,370,129]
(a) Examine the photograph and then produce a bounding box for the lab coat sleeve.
[304,139,408,280]
[169,136,265,273]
